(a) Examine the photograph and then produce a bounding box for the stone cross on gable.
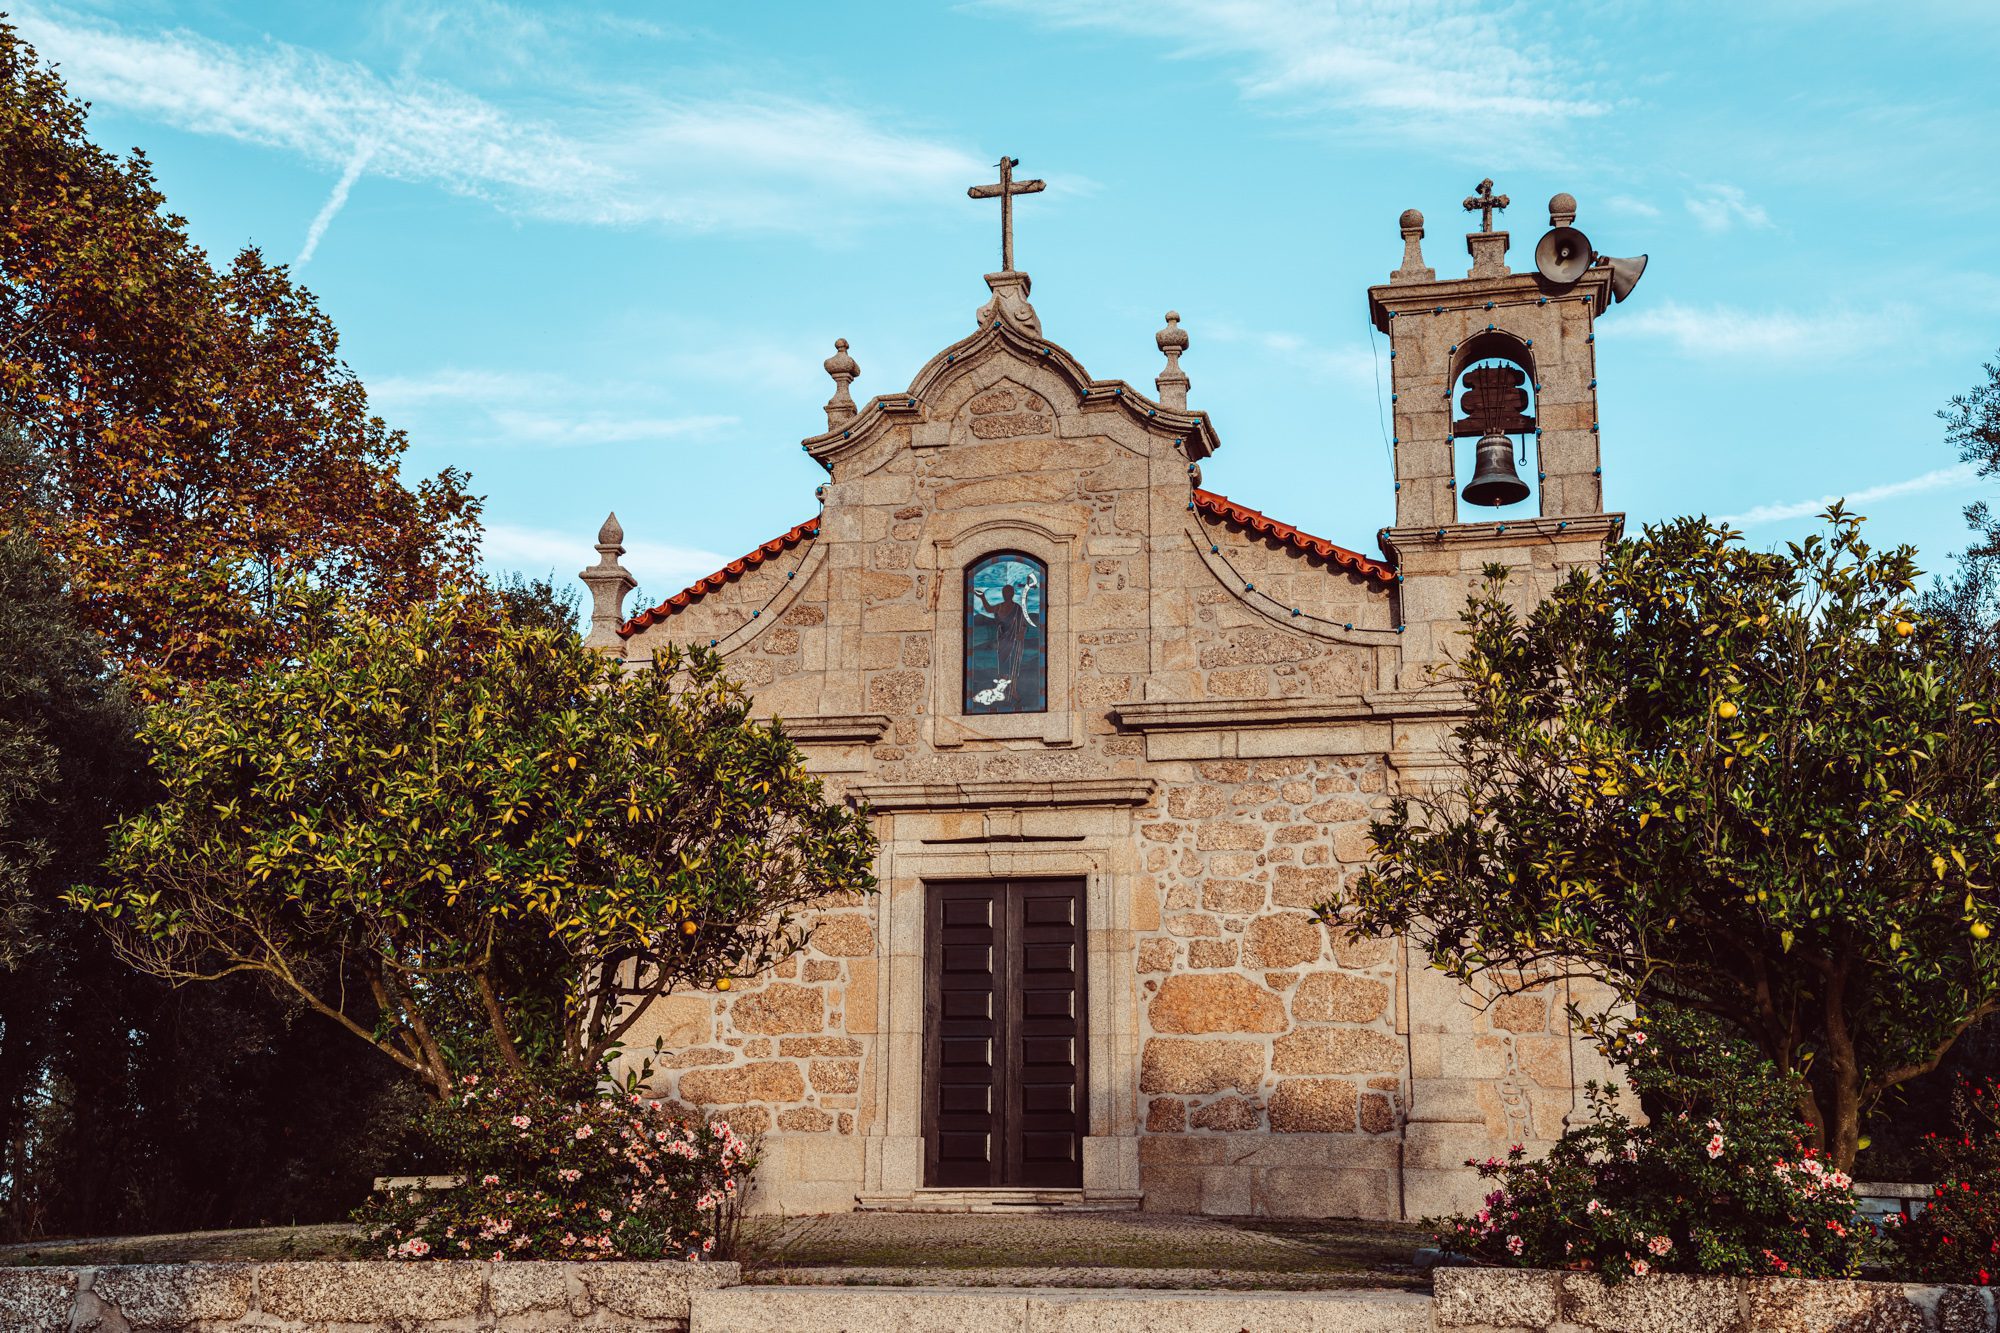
[1463,178,1509,233]
[967,156,1047,273]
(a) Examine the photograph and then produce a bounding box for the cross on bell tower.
[967,156,1046,273]
[1462,178,1509,233]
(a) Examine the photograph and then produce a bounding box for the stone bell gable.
[588,176,1639,1219]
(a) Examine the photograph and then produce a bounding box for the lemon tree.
[71,591,876,1096]
[1334,510,2000,1169]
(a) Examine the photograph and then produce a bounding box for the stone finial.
[579,510,636,655]
[1154,311,1190,410]
[1548,192,1577,228]
[822,338,859,430]
[1391,207,1434,283]
[976,269,1042,338]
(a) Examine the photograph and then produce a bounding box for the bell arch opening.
[1448,330,1538,511]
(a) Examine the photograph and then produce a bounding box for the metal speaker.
[1534,226,1593,286]
[1604,253,1649,303]
[1463,432,1530,508]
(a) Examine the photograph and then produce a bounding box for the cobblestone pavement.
[740,1212,1425,1289]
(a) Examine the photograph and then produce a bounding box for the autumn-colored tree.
[72,594,879,1096]
[0,22,478,696]
[1333,512,2000,1171]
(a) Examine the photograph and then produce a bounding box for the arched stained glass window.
[963,551,1048,715]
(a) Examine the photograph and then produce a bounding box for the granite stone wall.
[0,1260,738,1333]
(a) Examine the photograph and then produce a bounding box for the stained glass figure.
[963,551,1047,715]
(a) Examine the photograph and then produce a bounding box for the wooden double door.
[923,878,1087,1189]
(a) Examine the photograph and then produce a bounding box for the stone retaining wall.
[0,1259,739,1332]
[1435,1267,1995,1333]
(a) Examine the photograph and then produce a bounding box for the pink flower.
[1586,1199,1603,1215]
[1706,1134,1725,1159]
[1630,1030,1647,1046]
[599,1207,614,1222]
[575,1125,595,1140]
[481,1174,500,1186]
[1632,1259,1650,1277]
[1648,1236,1673,1256]
[1506,1235,1524,1256]
[511,1115,531,1130]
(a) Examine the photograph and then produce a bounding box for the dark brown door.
[924,879,1086,1188]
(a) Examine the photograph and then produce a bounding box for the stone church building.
[581,174,1640,1219]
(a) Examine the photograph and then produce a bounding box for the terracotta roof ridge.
[1192,487,1396,584]
[618,515,821,637]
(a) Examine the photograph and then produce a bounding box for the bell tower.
[1371,183,1646,683]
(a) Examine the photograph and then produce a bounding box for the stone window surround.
[857,807,1145,1205]
[930,517,1076,747]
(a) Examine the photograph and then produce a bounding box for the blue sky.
[15,1,2000,608]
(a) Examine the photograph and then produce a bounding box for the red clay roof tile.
[617,516,820,637]
[1192,488,1396,584]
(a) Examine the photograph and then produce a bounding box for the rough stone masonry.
[587,180,1641,1219]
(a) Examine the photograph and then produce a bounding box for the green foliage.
[1944,352,2000,579]
[1439,1011,1862,1281]
[1335,511,2000,1168]
[72,591,878,1094]
[1885,1077,2000,1283]
[355,1070,750,1262]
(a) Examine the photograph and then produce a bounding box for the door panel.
[924,878,1086,1189]
[926,882,1003,1187]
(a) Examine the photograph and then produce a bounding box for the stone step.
[855,1189,1142,1213]
[691,1284,1435,1332]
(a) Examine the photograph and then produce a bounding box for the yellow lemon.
[1717,700,1739,720]
[1973,922,1991,941]
[1896,621,1915,638]
[716,977,732,990]
[682,920,699,936]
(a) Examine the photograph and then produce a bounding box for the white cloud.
[1685,184,1772,234]
[983,0,1606,142]
[1718,463,1981,527]
[16,5,983,234]
[1206,320,1376,385]
[484,410,737,447]
[1617,301,1907,361]
[368,366,735,448]
[1602,194,1662,219]
[483,522,726,590]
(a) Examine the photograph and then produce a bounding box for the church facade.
[582,178,1638,1219]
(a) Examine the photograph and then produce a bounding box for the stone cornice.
[1377,513,1624,563]
[768,713,892,744]
[1113,691,1471,733]
[1367,264,1616,331]
[848,777,1157,812]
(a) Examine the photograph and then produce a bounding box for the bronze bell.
[1463,431,1530,507]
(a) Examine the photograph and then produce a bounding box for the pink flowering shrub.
[1885,1077,2000,1284]
[1437,1010,1861,1282]
[355,1071,751,1262]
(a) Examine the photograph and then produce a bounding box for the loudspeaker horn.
[1534,226,1593,286]
[1604,253,1649,303]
